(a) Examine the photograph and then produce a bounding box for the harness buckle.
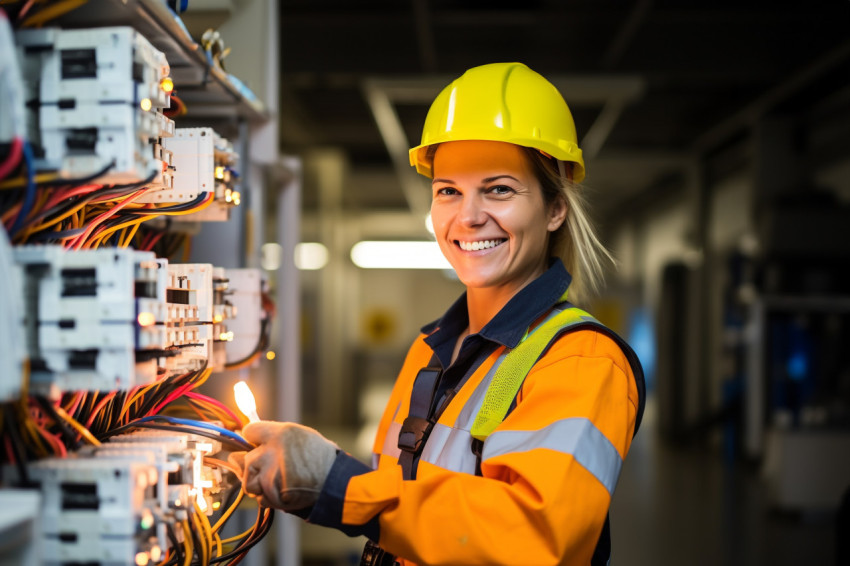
[397,416,433,453]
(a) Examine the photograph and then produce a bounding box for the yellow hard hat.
[409,62,585,182]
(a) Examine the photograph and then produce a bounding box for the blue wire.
[10,141,36,236]
[136,415,252,448]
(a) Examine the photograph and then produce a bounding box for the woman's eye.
[436,187,459,196]
[488,185,515,195]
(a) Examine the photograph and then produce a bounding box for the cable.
[135,416,252,448]
[9,141,35,236]
[209,507,274,564]
[98,423,250,452]
[0,137,22,181]
[180,519,193,566]
[20,0,89,27]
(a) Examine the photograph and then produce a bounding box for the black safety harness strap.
[396,360,441,480]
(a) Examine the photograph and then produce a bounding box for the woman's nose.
[458,193,487,226]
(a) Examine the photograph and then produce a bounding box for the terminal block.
[27,457,161,566]
[13,246,169,392]
[224,268,265,367]
[16,27,174,188]
[106,429,225,516]
[0,226,26,402]
[164,263,214,372]
[161,127,240,215]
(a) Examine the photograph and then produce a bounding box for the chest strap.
[397,364,441,480]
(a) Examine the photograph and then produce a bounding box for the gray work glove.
[228,421,338,511]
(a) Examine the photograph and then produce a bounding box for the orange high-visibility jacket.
[306,260,644,566]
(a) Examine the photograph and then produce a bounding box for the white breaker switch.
[13,246,169,392]
[16,27,174,188]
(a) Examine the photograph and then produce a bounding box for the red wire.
[85,391,117,429]
[185,392,243,425]
[143,230,166,251]
[3,435,16,465]
[68,187,151,249]
[148,380,196,416]
[0,137,23,181]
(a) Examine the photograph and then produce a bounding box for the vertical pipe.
[276,156,302,566]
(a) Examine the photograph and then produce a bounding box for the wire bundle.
[0,360,272,565]
[0,162,213,252]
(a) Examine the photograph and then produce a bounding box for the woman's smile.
[455,238,507,252]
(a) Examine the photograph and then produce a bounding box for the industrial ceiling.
[276,1,850,219]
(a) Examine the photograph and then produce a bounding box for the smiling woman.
[229,62,647,566]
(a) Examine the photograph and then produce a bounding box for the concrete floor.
[611,400,837,566]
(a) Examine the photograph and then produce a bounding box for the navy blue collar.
[422,258,572,358]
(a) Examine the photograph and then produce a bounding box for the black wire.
[163,522,184,566]
[33,396,82,451]
[2,407,31,485]
[208,507,274,564]
[224,318,270,369]
[132,368,198,419]
[104,169,158,190]
[121,191,210,215]
[189,517,204,564]
[35,160,117,188]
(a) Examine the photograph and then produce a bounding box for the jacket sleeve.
[309,330,639,566]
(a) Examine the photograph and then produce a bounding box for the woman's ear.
[547,195,568,232]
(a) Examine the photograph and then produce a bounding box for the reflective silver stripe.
[481,418,623,495]
[381,420,402,459]
[419,423,477,473]
[415,351,507,473]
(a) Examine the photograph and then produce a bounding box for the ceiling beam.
[361,79,432,219]
[603,0,653,69]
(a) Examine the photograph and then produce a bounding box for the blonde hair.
[521,148,614,306]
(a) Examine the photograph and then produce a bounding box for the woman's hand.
[228,421,338,511]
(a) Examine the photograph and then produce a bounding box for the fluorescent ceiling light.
[261,242,282,271]
[294,242,329,270]
[351,241,452,270]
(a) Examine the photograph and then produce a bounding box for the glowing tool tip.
[234,380,260,423]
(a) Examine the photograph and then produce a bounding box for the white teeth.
[458,239,504,251]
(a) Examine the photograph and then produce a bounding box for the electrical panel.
[1,3,278,564]
[16,27,175,188]
[162,127,240,217]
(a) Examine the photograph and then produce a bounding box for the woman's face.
[430,140,566,294]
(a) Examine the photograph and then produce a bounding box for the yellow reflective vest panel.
[344,326,640,566]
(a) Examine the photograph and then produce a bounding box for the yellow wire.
[0,172,58,190]
[219,523,255,545]
[190,508,208,565]
[197,502,215,561]
[118,382,158,423]
[21,0,89,27]
[213,532,223,558]
[21,413,49,457]
[88,216,149,249]
[53,405,101,446]
[180,520,193,566]
[120,220,142,247]
[212,489,243,534]
[26,199,90,234]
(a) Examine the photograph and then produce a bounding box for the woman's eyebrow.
[482,175,520,183]
[433,175,520,185]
